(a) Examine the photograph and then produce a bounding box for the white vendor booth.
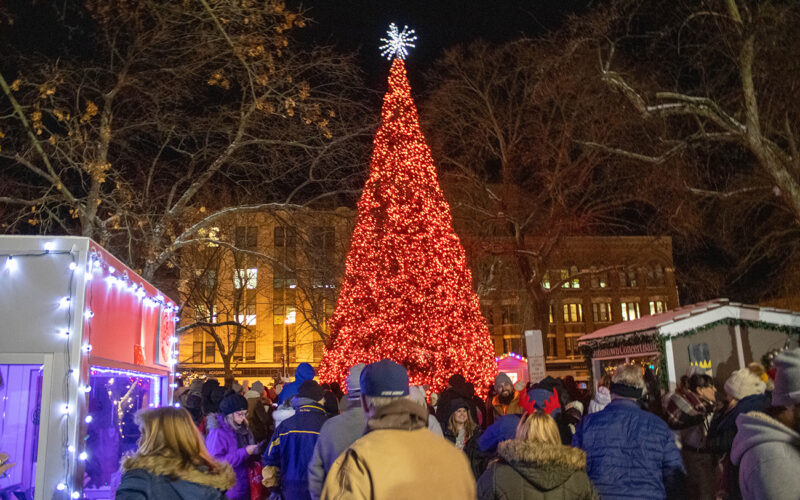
[0,236,179,500]
[578,298,800,390]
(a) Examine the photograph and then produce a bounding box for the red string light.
[317,59,497,397]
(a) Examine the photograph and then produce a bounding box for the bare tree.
[422,37,656,339]
[583,0,800,297]
[0,0,373,285]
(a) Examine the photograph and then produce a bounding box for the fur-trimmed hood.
[496,439,587,490]
[121,453,235,491]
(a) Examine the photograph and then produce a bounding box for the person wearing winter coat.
[487,373,524,426]
[263,380,329,500]
[205,394,262,500]
[308,364,367,500]
[443,399,486,478]
[477,411,597,500]
[572,364,685,499]
[664,373,717,500]
[116,406,236,500]
[731,347,800,500]
[276,363,316,405]
[707,367,769,498]
[320,360,476,499]
[588,374,611,414]
[245,381,272,443]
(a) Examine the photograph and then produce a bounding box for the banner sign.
[592,342,659,359]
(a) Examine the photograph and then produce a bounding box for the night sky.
[288,0,592,87]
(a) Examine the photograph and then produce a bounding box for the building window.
[233,342,244,362]
[648,264,665,287]
[549,304,554,324]
[501,305,520,325]
[592,302,612,323]
[560,268,570,288]
[237,303,257,326]
[233,268,258,289]
[547,336,557,357]
[565,336,580,358]
[192,341,203,363]
[205,341,216,363]
[621,301,640,321]
[570,265,581,289]
[591,271,608,289]
[541,271,551,289]
[503,336,523,354]
[194,304,217,322]
[562,303,583,323]
[649,299,667,315]
[274,226,297,248]
[620,269,637,288]
[235,226,258,249]
[245,341,256,362]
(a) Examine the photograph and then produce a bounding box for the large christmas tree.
[318,30,497,396]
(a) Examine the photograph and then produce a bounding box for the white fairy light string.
[379,23,417,60]
[1,240,180,499]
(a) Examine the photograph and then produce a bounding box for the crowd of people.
[113,349,800,499]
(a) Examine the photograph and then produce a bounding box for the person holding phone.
[206,393,262,500]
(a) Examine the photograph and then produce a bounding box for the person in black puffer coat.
[443,398,486,478]
[478,411,597,499]
[116,406,235,500]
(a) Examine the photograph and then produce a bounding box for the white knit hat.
[772,348,800,407]
[724,368,766,400]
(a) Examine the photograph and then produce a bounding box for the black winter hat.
[298,380,325,402]
[219,393,248,415]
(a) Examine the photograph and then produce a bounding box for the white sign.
[525,330,546,383]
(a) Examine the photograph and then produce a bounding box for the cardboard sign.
[525,330,546,384]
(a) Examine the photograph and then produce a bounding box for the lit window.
[560,268,570,288]
[565,336,580,357]
[233,268,257,289]
[245,341,256,362]
[236,303,257,325]
[192,342,202,363]
[621,301,640,321]
[649,300,666,315]
[562,303,583,323]
[592,302,612,322]
[541,272,551,289]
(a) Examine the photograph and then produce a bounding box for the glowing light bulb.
[78,451,88,460]
[69,262,78,271]
[63,404,71,415]
[84,415,93,423]
[4,256,17,272]
[43,242,55,252]
[57,482,67,491]
[67,445,75,453]
[82,344,92,353]
[83,310,94,319]
[71,491,81,499]
[59,296,71,309]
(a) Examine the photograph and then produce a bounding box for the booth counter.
[0,236,179,500]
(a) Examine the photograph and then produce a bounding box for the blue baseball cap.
[360,359,410,397]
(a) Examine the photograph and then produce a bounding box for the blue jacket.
[263,402,328,500]
[277,363,316,405]
[478,413,521,454]
[572,398,685,499]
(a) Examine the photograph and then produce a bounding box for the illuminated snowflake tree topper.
[379,23,417,60]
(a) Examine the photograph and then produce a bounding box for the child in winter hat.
[724,368,766,401]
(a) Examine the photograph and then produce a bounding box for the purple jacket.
[205,414,255,500]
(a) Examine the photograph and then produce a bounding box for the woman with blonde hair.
[477,411,597,499]
[116,406,235,500]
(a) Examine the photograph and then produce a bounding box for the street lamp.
[283,310,296,378]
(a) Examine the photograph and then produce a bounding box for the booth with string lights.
[0,236,179,500]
